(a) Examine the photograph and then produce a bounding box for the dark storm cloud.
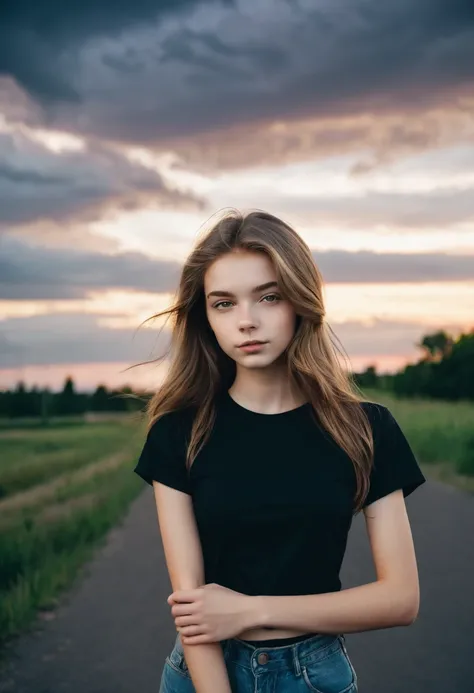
[0,0,233,102]
[0,236,182,300]
[0,131,204,227]
[2,235,473,302]
[1,0,472,150]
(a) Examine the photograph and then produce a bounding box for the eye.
[262,293,281,303]
[212,294,281,310]
[213,300,233,309]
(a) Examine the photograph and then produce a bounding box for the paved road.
[0,477,472,693]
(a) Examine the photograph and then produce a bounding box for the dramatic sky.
[1,0,474,391]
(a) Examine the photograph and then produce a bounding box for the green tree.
[418,330,453,362]
[92,384,110,411]
[57,376,77,415]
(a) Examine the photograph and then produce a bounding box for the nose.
[238,316,257,331]
[237,303,259,332]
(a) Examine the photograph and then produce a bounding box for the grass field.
[0,412,148,656]
[0,392,473,655]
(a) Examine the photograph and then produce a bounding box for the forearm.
[182,641,232,693]
[251,580,418,635]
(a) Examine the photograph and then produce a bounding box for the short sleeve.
[133,412,192,495]
[362,404,426,508]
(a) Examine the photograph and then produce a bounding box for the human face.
[204,250,297,369]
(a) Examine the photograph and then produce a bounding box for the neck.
[229,364,306,415]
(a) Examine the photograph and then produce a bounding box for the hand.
[167,583,256,644]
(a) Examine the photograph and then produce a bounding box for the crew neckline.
[225,390,310,418]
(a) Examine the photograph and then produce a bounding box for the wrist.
[246,595,269,629]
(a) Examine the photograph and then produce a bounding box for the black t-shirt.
[133,392,426,597]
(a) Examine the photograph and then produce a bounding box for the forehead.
[204,251,276,290]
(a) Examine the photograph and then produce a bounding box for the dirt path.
[0,477,472,692]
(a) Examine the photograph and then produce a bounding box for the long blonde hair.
[132,208,374,513]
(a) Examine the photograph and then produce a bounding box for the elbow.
[401,604,419,626]
[383,579,420,626]
[398,592,420,626]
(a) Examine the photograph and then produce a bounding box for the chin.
[240,356,282,369]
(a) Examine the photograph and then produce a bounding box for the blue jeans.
[159,631,358,692]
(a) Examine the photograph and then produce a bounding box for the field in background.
[0,393,473,656]
[0,412,148,657]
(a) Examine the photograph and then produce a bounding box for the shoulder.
[135,406,197,491]
[358,400,398,440]
[359,399,389,423]
[357,399,425,507]
[146,406,196,445]
[359,399,388,416]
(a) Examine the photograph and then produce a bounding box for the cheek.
[272,305,297,336]
[207,309,221,335]
[208,315,231,346]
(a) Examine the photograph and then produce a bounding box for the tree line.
[1,327,473,420]
[0,380,144,420]
[355,327,474,399]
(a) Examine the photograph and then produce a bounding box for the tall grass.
[0,415,146,653]
[0,423,140,497]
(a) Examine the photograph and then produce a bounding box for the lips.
[237,341,268,353]
[238,340,266,347]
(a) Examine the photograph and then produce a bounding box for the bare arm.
[250,490,421,634]
[152,480,232,693]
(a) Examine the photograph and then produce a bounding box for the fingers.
[169,589,201,603]
[179,624,206,637]
[171,603,197,616]
[182,634,212,645]
[175,615,199,627]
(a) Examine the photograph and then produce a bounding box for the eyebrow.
[206,281,278,299]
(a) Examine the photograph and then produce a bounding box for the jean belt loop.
[292,643,302,677]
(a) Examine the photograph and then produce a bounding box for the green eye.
[213,294,281,309]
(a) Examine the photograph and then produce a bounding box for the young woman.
[133,209,426,693]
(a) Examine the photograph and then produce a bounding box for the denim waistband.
[226,632,344,674]
[175,631,346,676]
[238,631,317,648]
